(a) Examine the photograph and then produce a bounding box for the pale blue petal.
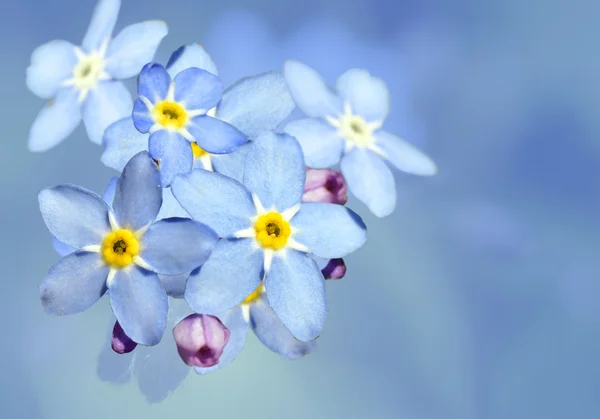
[243,132,305,211]
[291,202,367,258]
[105,21,168,79]
[40,251,109,315]
[102,177,118,206]
[26,40,77,99]
[173,68,222,111]
[112,151,162,230]
[101,117,148,172]
[158,272,189,298]
[265,251,326,341]
[82,0,121,52]
[83,81,133,145]
[186,116,248,154]
[284,118,344,168]
[185,239,263,314]
[210,143,251,183]
[141,218,218,275]
[28,87,81,152]
[148,130,194,187]
[109,267,168,346]
[132,99,153,133]
[250,295,316,359]
[38,185,110,249]
[157,188,189,220]
[375,131,437,176]
[283,60,342,118]
[335,69,390,122]
[52,235,76,257]
[166,43,219,78]
[216,71,295,138]
[137,63,170,104]
[341,148,396,218]
[171,170,255,237]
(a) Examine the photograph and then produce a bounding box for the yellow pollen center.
[191,142,208,158]
[254,212,291,250]
[73,54,105,90]
[154,101,188,129]
[339,114,373,148]
[102,229,140,268]
[243,284,265,305]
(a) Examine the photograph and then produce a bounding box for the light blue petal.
[101,117,148,172]
[284,118,344,168]
[173,68,222,111]
[375,131,437,176]
[171,169,255,238]
[132,99,154,133]
[137,63,170,104]
[109,266,168,346]
[28,87,81,152]
[166,43,219,78]
[112,151,162,230]
[148,130,194,187]
[341,148,396,218]
[250,295,316,359]
[335,69,390,122]
[185,239,263,314]
[141,218,218,275]
[105,21,168,79]
[102,177,118,206]
[82,0,121,52]
[210,143,251,183]
[38,185,111,248]
[216,71,295,138]
[157,187,189,220]
[40,251,109,315]
[265,250,326,341]
[283,60,342,118]
[158,272,189,298]
[291,202,367,258]
[83,81,133,145]
[51,235,76,257]
[186,116,248,154]
[243,132,305,211]
[195,307,249,375]
[26,40,77,99]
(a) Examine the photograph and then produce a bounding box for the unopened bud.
[173,314,230,368]
[112,321,137,354]
[321,258,346,280]
[302,168,348,205]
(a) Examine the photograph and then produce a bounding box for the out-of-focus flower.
[321,258,346,280]
[302,168,348,205]
[173,314,230,368]
[112,321,137,354]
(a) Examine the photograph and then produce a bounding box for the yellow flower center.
[243,283,264,305]
[254,212,291,250]
[102,229,140,268]
[72,54,105,90]
[153,101,188,129]
[191,142,208,158]
[339,114,373,148]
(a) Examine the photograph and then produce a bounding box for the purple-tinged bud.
[302,168,348,205]
[112,321,137,354]
[173,314,230,368]
[321,258,347,280]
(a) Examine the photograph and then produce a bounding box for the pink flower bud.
[321,258,346,280]
[112,321,137,354]
[302,168,348,205]
[173,314,230,368]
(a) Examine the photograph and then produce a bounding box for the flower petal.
[284,118,344,168]
[173,68,222,111]
[210,143,251,183]
[171,170,255,237]
[341,148,396,217]
[265,250,326,341]
[243,132,305,211]
[157,187,189,220]
[375,131,437,176]
[39,185,111,249]
[166,43,219,78]
[105,21,168,79]
[28,88,82,152]
[185,239,263,314]
[109,266,168,346]
[186,116,248,154]
[101,117,149,171]
[283,60,342,118]
[158,272,189,298]
[40,251,109,315]
[82,0,121,52]
[51,235,76,257]
[291,203,367,258]
[216,71,295,138]
[112,151,162,230]
[335,69,390,122]
[83,81,133,145]
[148,130,194,187]
[137,63,170,104]
[102,176,118,206]
[26,40,77,99]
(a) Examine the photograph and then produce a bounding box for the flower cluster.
[29,0,436,382]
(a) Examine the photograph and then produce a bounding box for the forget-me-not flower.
[26,0,167,151]
[38,151,218,345]
[171,131,367,341]
[283,61,437,217]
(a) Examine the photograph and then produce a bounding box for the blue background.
[3,0,600,418]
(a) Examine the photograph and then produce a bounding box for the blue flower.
[26,0,168,151]
[38,151,218,346]
[283,61,438,217]
[171,132,367,341]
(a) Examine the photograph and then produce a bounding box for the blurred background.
[3,0,600,418]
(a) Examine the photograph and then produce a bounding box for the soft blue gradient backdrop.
[3,0,600,418]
